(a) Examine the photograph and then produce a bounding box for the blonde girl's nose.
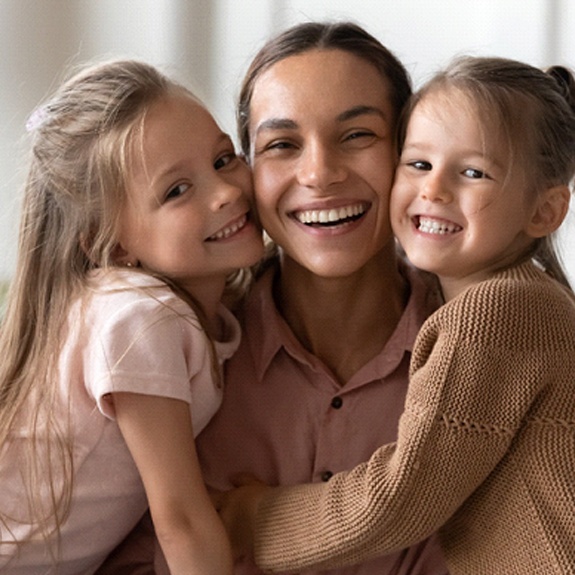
[210,178,243,211]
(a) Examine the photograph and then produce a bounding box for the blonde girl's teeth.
[211,216,247,239]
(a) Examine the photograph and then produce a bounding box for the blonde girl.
[216,56,575,574]
[0,59,263,574]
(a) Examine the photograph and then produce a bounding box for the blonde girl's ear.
[526,184,571,238]
[110,243,138,268]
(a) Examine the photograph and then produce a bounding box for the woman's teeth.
[295,203,366,226]
[418,216,462,235]
[209,215,247,240]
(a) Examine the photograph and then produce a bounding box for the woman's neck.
[276,250,408,384]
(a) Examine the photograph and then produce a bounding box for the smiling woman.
[193,21,449,575]
[214,54,575,575]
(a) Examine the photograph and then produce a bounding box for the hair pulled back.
[237,21,412,158]
[399,56,575,287]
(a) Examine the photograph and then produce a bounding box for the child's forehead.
[414,86,508,142]
[417,86,480,119]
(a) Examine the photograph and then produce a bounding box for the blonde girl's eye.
[214,151,238,170]
[165,182,190,201]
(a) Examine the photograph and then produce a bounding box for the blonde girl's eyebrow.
[150,132,233,187]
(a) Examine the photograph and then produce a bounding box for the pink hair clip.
[25,106,49,132]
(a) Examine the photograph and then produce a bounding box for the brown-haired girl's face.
[248,48,397,278]
[391,89,539,298]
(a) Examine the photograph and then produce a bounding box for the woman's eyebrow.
[255,118,298,135]
[254,106,385,136]
[337,105,387,123]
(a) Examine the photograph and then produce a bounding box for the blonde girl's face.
[117,94,263,298]
[248,49,397,278]
[390,89,538,299]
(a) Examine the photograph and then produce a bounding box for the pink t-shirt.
[194,263,448,575]
[0,270,240,574]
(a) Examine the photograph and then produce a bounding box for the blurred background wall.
[1,0,573,283]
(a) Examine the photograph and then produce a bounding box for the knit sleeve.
[252,273,566,572]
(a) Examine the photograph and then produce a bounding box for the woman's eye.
[345,130,374,141]
[343,130,378,149]
[267,141,295,151]
[463,167,488,179]
[254,140,296,156]
[165,183,190,201]
[214,152,237,170]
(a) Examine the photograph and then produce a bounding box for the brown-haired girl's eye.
[463,167,490,179]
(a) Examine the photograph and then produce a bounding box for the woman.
[195,22,447,575]
[97,21,448,575]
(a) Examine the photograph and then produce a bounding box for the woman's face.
[248,49,397,278]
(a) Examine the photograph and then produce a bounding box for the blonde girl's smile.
[206,213,251,241]
[117,93,263,296]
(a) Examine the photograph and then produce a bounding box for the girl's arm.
[114,392,233,575]
[219,274,565,572]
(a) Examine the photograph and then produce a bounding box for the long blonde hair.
[0,59,200,545]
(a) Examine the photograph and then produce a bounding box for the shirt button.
[331,396,343,409]
[321,471,333,482]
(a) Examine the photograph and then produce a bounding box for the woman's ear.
[526,185,571,238]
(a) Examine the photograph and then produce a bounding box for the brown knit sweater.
[253,262,575,574]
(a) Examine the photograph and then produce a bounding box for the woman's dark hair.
[237,21,412,157]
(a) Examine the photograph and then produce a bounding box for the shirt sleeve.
[252,276,562,572]
[85,292,208,420]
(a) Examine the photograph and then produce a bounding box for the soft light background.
[1,0,573,283]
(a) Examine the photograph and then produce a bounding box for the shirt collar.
[242,266,296,381]
[356,262,440,383]
[242,260,442,384]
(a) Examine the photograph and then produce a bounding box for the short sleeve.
[85,291,209,420]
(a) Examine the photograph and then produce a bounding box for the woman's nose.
[296,142,347,190]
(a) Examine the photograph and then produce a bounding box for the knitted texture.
[253,262,575,574]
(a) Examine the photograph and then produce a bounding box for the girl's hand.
[212,474,271,561]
